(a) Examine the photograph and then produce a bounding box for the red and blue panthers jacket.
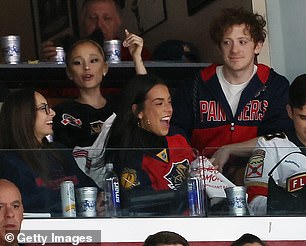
[172,63,293,156]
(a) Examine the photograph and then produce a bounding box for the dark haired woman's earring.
[137,120,141,128]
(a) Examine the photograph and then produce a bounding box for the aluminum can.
[0,35,20,64]
[52,46,65,64]
[103,40,121,63]
[60,181,76,217]
[76,187,97,217]
[225,186,249,216]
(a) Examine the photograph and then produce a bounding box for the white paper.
[203,157,236,198]
[73,113,116,189]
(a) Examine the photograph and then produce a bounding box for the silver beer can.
[60,181,76,217]
[76,187,97,217]
[52,46,65,64]
[0,35,20,64]
[103,40,121,63]
[225,186,249,216]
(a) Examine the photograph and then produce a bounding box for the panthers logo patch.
[121,168,140,189]
[164,159,189,190]
[246,149,265,178]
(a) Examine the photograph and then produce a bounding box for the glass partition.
[1,146,305,218]
[203,146,306,217]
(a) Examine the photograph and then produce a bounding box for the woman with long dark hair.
[105,74,196,215]
[0,89,95,215]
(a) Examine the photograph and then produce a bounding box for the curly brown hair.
[209,7,266,47]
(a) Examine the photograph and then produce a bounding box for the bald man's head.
[0,179,23,245]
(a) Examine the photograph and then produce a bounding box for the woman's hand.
[123,29,143,60]
[123,29,147,75]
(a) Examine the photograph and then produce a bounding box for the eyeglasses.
[36,103,51,115]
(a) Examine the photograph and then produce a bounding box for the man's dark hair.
[209,7,266,47]
[143,231,189,246]
[231,233,265,246]
[289,74,306,109]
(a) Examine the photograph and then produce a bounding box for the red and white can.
[60,181,76,217]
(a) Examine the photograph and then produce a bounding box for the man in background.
[245,74,306,215]
[41,0,150,61]
[171,7,292,184]
[0,179,24,246]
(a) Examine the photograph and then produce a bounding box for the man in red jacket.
[172,7,293,183]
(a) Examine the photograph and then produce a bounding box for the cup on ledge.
[103,39,121,63]
[0,35,20,64]
[76,187,98,217]
[225,186,249,216]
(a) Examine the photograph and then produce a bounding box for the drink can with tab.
[103,40,121,63]
[52,46,65,64]
[60,181,76,217]
[0,35,20,64]
[76,187,98,217]
[225,186,249,216]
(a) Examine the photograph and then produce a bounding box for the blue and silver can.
[225,186,249,216]
[103,40,121,63]
[76,187,97,217]
[60,181,76,217]
[52,46,65,64]
[0,35,20,64]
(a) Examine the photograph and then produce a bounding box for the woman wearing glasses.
[0,89,96,215]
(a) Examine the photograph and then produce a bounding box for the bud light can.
[76,187,97,217]
[103,40,121,63]
[60,181,76,217]
[225,186,249,216]
[0,35,20,64]
[52,46,65,64]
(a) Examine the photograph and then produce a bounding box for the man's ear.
[286,104,293,120]
[254,41,263,55]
